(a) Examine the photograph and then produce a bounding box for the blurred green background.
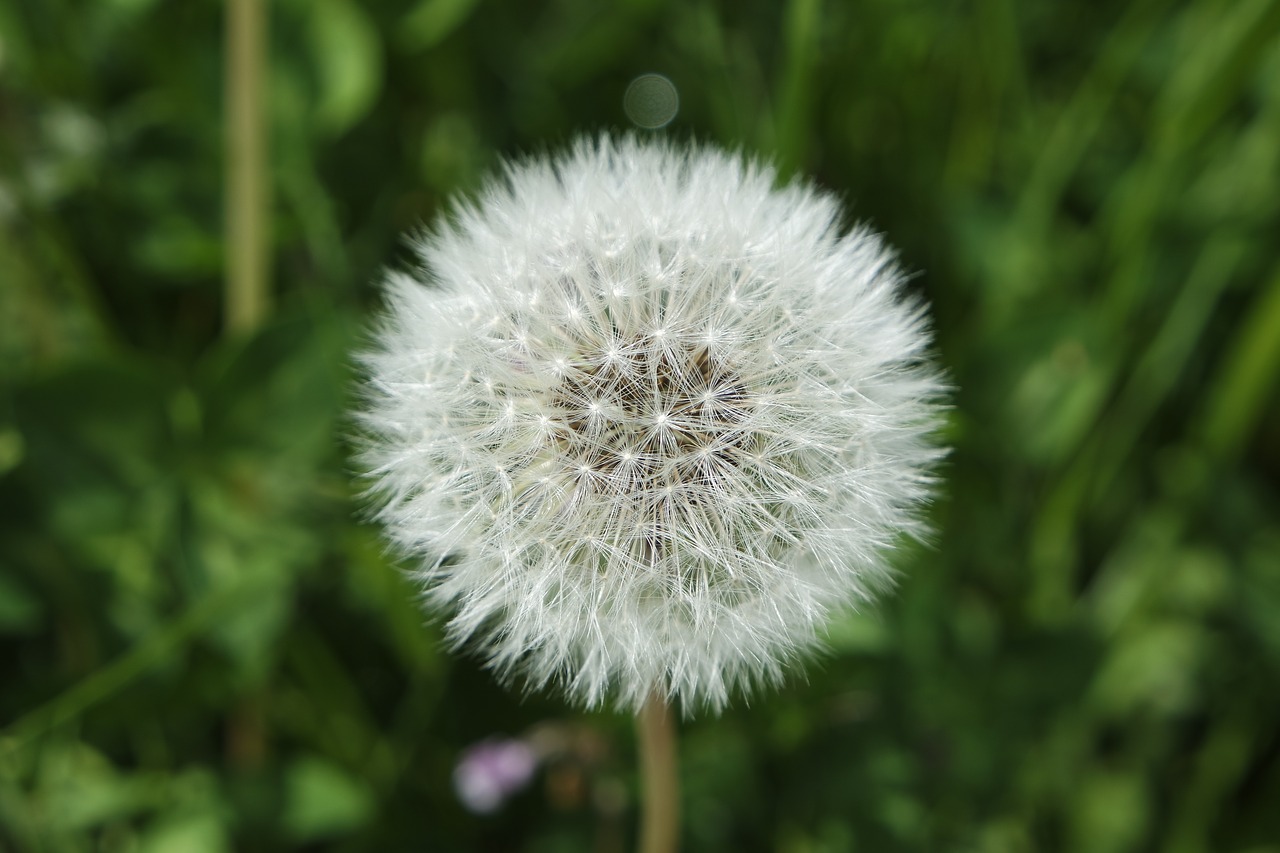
[2,0,1279,850]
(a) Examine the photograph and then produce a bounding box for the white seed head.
[358,135,946,714]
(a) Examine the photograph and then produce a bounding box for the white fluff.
[358,135,946,713]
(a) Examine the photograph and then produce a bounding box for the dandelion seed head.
[359,135,946,713]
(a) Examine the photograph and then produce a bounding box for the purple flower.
[453,738,538,814]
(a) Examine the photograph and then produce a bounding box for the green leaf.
[308,0,383,135]
[399,0,480,51]
[283,756,375,840]
[139,812,230,853]
[0,569,43,634]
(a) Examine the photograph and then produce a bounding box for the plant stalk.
[225,0,269,334]
[637,691,679,853]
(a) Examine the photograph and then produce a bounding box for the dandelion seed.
[358,135,946,714]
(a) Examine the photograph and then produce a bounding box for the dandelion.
[358,135,945,850]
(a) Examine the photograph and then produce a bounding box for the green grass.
[1,0,1279,850]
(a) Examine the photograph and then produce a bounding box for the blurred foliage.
[2,0,1279,851]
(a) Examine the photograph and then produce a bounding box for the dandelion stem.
[637,691,679,853]
[225,0,269,334]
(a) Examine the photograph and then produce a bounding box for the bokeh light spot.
[624,74,679,129]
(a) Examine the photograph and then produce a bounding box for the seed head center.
[550,333,752,493]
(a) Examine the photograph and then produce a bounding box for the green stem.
[772,0,821,178]
[225,0,270,334]
[0,581,260,756]
[637,692,679,853]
